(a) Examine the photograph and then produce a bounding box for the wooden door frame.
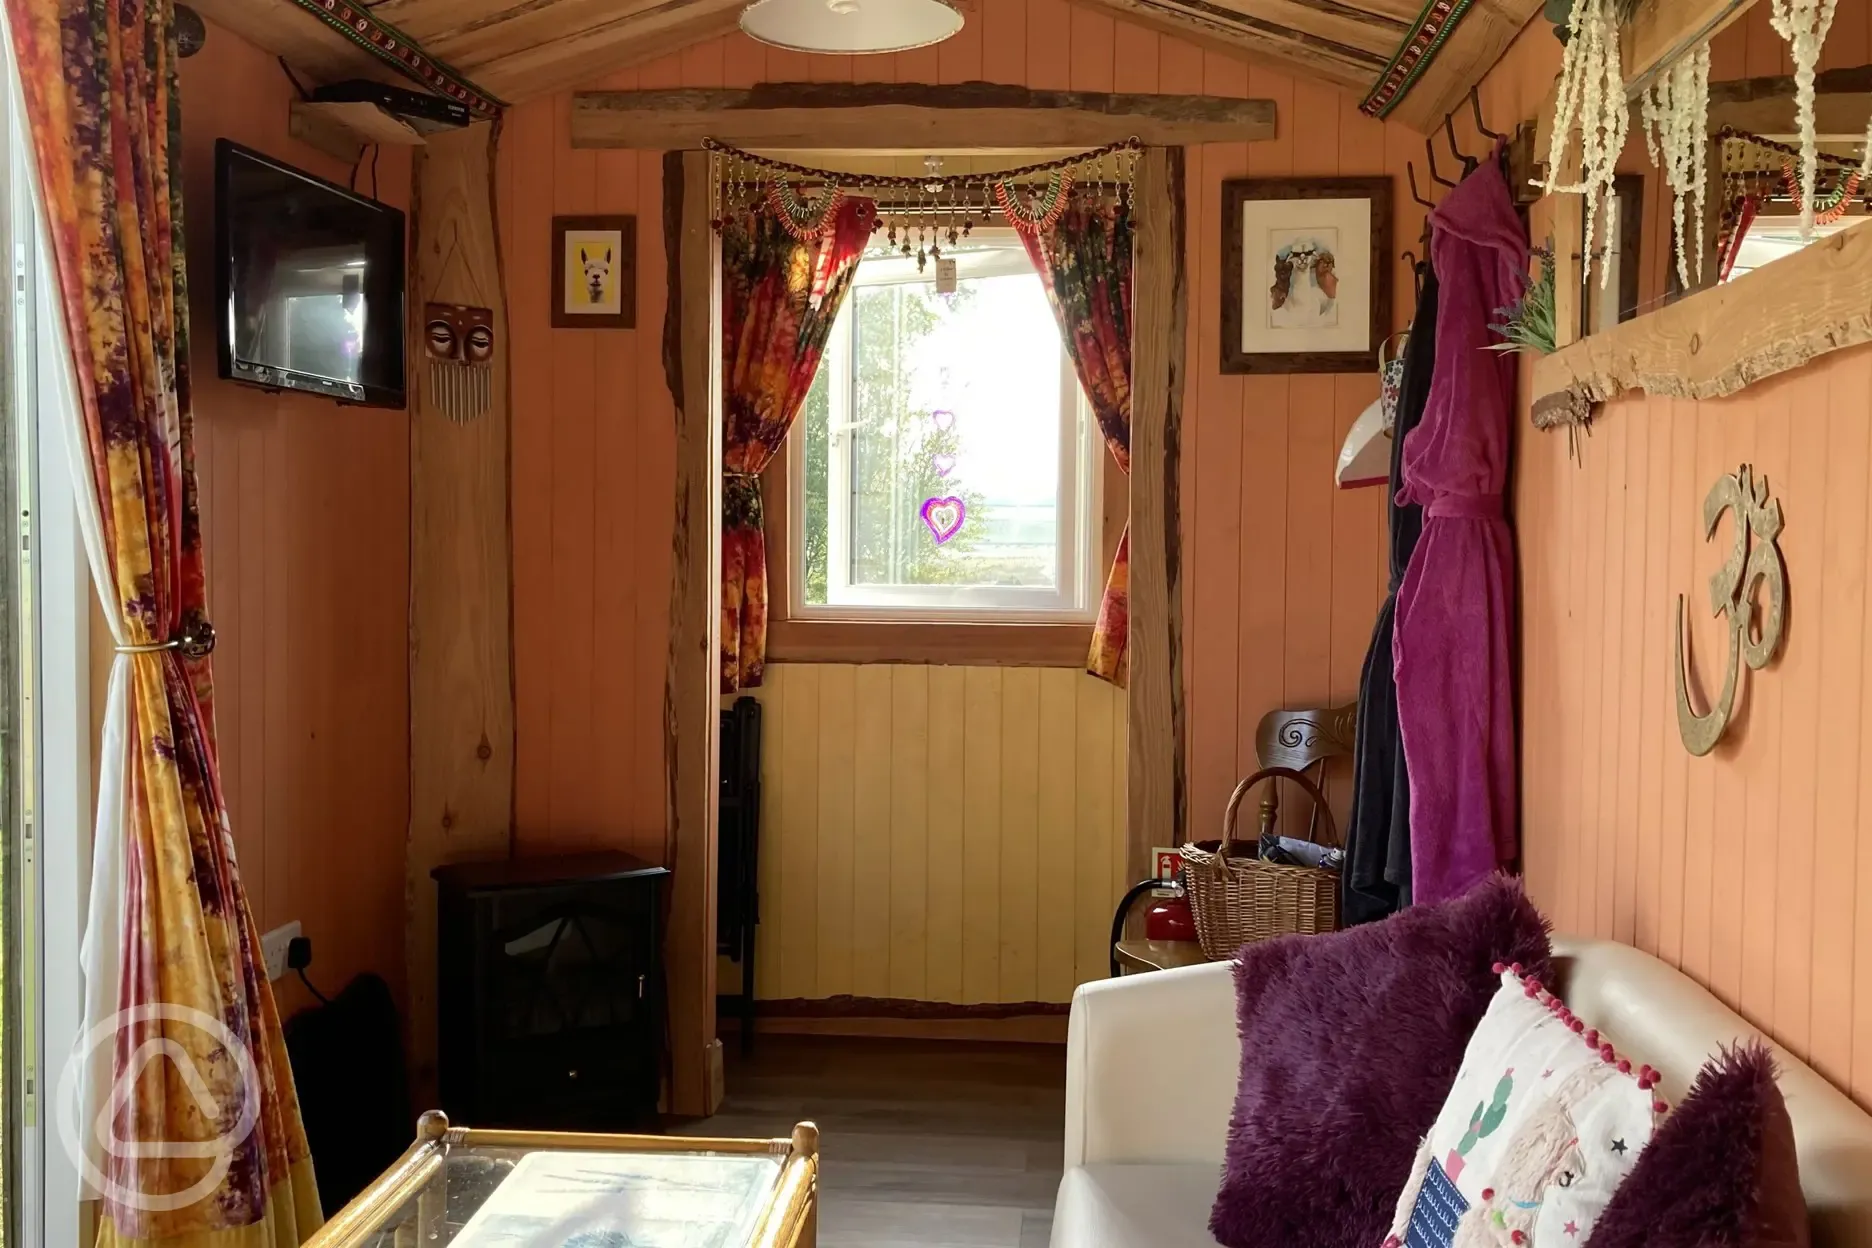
[663,149,724,1117]
[660,146,1186,1114]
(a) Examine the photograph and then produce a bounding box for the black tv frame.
[213,138,407,409]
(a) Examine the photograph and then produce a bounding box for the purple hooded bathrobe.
[1393,152,1526,904]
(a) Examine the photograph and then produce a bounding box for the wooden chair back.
[1251,703,1357,844]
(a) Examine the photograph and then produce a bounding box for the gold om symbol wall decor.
[1673,464,1786,756]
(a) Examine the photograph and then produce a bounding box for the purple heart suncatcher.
[933,452,958,477]
[921,496,966,545]
[930,408,956,432]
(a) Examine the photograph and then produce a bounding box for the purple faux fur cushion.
[1587,1043,1809,1248]
[1208,873,1551,1248]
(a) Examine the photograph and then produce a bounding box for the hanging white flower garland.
[1544,0,1630,288]
[1767,0,1840,237]
[1641,42,1711,290]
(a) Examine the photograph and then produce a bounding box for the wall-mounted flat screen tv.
[214,139,406,408]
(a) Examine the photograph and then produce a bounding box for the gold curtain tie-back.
[115,612,218,660]
[724,471,760,479]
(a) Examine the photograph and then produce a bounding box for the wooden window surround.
[760,436,1128,667]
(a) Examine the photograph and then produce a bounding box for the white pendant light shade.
[739,0,962,54]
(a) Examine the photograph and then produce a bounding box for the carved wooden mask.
[424,302,494,422]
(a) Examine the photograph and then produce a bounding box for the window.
[789,229,1100,622]
[5,27,89,1246]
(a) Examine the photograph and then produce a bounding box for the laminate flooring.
[670,1035,1066,1248]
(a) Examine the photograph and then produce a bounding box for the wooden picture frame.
[551,214,636,329]
[1221,177,1391,374]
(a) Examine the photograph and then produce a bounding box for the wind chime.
[705,136,1142,273]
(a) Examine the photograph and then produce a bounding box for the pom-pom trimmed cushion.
[1586,1043,1808,1248]
[1383,966,1664,1248]
[1208,874,1551,1248]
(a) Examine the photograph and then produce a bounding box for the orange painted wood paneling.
[503,0,1431,992]
[1513,342,1872,1116]
[181,26,412,1016]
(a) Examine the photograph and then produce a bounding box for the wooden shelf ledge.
[289,100,426,165]
[1531,218,1872,412]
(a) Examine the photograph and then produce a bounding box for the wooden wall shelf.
[1531,219,1872,415]
[289,100,426,164]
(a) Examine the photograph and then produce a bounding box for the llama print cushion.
[1382,965,1669,1248]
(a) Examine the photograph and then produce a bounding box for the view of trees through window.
[800,245,1074,608]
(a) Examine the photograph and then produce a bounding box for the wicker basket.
[1180,766,1341,959]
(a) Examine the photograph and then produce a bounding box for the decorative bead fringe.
[1491,961,1671,1118]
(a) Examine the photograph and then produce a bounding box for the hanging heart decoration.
[930,408,956,432]
[933,452,958,477]
[922,496,967,545]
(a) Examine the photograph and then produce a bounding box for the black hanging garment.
[1343,263,1440,925]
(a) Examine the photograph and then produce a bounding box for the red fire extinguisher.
[1144,886,1195,941]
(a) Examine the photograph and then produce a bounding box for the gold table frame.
[305,1111,819,1248]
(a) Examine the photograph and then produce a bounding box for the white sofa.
[1052,938,1872,1248]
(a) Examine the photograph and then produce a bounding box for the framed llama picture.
[1221,177,1391,374]
[552,214,636,329]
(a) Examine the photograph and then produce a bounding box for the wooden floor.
[672,1035,1066,1248]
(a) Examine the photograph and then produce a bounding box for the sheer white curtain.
[3,11,128,1203]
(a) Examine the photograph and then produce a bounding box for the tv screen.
[215,139,406,408]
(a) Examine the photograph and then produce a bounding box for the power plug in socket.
[261,921,302,982]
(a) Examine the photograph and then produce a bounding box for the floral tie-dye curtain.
[720,198,875,693]
[5,2,320,1244]
[1016,202,1134,687]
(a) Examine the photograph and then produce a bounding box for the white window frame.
[790,228,1101,624]
[6,24,89,1246]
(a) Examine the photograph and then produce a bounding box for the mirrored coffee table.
[305,1111,818,1248]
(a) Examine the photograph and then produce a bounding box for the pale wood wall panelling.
[501,4,1428,990]
[733,666,1127,1004]
[181,24,414,1016]
[1182,40,1417,845]
[1516,344,1872,1117]
[406,121,516,1098]
[1484,18,1872,1114]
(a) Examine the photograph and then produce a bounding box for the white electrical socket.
[260,920,302,982]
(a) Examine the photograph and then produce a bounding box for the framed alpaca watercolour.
[1221,177,1390,374]
[552,214,636,329]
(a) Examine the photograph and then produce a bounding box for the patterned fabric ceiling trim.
[283,0,506,116]
[1358,0,1477,118]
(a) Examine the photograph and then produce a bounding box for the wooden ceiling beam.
[1367,0,1544,131]
[366,0,528,45]
[472,0,744,100]
[431,0,677,70]
[1069,0,1385,92]
[1623,0,1758,96]
[570,82,1279,148]
[187,0,391,85]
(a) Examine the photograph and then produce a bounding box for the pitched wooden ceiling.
[188,0,1542,130]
